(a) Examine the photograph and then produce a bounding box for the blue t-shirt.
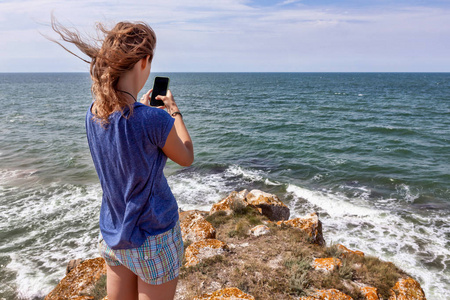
[86,102,177,250]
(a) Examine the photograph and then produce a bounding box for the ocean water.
[0,72,449,299]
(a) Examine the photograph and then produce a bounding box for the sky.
[0,0,449,72]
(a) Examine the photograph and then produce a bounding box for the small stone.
[312,289,353,300]
[193,287,255,300]
[360,286,379,300]
[337,244,364,257]
[313,257,342,272]
[249,224,270,236]
[184,239,228,267]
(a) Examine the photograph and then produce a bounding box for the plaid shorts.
[98,221,184,285]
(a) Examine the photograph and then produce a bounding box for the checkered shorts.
[98,221,184,285]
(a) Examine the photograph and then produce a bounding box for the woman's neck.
[117,72,139,105]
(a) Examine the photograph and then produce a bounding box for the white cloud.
[0,0,449,72]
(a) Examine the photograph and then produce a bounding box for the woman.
[51,18,194,300]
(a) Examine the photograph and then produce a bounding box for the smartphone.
[150,76,170,107]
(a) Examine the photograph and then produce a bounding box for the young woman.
[51,18,194,300]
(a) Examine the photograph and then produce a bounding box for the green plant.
[206,210,231,228]
[289,272,310,295]
[91,274,107,300]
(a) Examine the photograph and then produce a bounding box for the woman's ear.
[140,55,152,70]
[140,57,148,70]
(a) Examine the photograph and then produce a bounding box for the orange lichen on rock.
[185,239,228,267]
[45,257,106,300]
[276,213,325,245]
[193,287,255,300]
[389,277,427,300]
[245,189,290,221]
[313,257,343,272]
[180,210,216,243]
[360,286,379,300]
[210,190,248,215]
[302,289,353,300]
[315,289,353,299]
[337,244,364,257]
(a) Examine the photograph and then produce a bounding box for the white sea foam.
[225,165,264,182]
[286,184,380,218]
[1,183,102,298]
[168,172,230,211]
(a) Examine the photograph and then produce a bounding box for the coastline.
[45,190,427,300]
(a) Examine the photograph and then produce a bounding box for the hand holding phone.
[150,76,170,107]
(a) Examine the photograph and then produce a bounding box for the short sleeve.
[143,106,175,148]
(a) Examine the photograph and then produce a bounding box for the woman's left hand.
[140,89,152,106]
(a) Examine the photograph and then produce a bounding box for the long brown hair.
[50,16,157,124]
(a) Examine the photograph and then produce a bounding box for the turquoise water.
[0,73,449,299]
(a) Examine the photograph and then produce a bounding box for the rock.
[185,239,229,267]
[313,257,342,272]
[45,257,106,300]
[66,258,82,274]
[210,190,248,215]
[193,287,255,300]
[180,210,216,243]
[337,244,364,257]
[276,213,325,245]
[389,277,426,300]
[245,189,290,221]
[360,286,379,300]
[249,224,270,236]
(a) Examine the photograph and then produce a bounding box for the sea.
[0,72,449,299]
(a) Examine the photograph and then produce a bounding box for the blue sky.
[0,0,449,72]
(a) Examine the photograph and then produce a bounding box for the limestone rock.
[193,287,255,300]
[180,210,216,243]
[276,213,325,245]
[313,257,342,272]
[249,224,270,237]
[185,239,228,267]
[337,244,364,257]
[299,289,353,300]
[210,190,248,215]
[245,189,290,221]
[360,286,379,300]
[389,277,426,300]
[66,258,82,274]
[45,257,106,300]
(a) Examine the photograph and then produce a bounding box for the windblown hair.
[50,16,157,124]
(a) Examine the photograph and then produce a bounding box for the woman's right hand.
[140,89,152,106]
